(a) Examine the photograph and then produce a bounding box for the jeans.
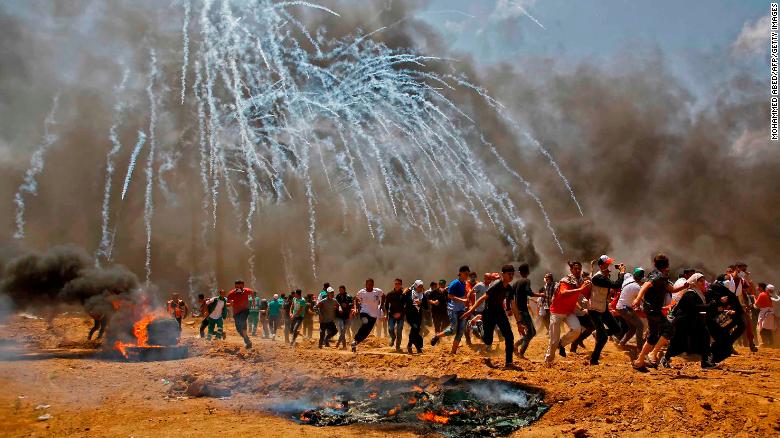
[375,317,388,337]
[199,317,209,338]
[355,313,377,344]
[482,310,514,365]
[388,316,404,348]
[517,311,536,356]
[617,307,645,349]
[588,310,621,363]
[443,310,466,342]
[336,318,349,348]
[290,317,304,345]
[259,313,270,338]
[545,313,582,363]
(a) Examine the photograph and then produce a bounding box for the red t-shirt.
[755,292,772,309]
[227,288,253,314]
[550,282,580,315]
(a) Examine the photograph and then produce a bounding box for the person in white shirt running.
[351,278,384,353]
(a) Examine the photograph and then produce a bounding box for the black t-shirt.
[512,278,532,311]
[484,280,513,314]
[336,293,353,320]
[643,270,670,316]
[426,289,448,316]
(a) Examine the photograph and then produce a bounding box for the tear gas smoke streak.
[143,48,158,284]
[13,94,60,240]
[180,0,191,105]
[98,69,131,265]
[121,131,147,201]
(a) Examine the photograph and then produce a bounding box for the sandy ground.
[0,313,778,437]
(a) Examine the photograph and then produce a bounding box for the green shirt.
[291,298,307,318]
[248,296,260,314]
[268,299,282,317]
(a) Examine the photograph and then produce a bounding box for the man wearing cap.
[616,268,646,350]
[462,264,517,369]
[405,280,427,354]
[582,255,625,365]
[545,261,591,365]
[226,280,253,349]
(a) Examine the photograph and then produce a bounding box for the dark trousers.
[573,314,596,350]
[354,313,377,343]
[88,317,106,340]
[407,313,423,352]
[319,321,337,347]
[234,310,251,346]
[517,311,536,356]
[283,315,291,342]
[199,317,209,337]
[268,316,279,336]
[482,310,515,365]
[290,317,304,344]
[665,317,710,363]
[432,312,449,333]
[588,310,621,362]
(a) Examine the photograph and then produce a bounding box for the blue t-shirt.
[447,279,467,312]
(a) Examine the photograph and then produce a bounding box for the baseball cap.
[633,267,645,278]
[439,279,446,285]
[326,287,334,293]
[597,255,614,266]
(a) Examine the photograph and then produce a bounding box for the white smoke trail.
[180,0,190,104]
[97,69,130,264]
[13,93,60,240]
[144,47,159,284]
[120,131,147,200]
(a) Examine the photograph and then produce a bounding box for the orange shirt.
[755,292,772,309]
[550,282,580,315]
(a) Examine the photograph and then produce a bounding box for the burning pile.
[110,300,186,361]
[270,376,548,437]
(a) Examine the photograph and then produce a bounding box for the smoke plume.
[0,0,775,302]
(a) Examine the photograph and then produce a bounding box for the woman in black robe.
[661,273,716,369]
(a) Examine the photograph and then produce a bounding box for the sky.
[418,0,769,62]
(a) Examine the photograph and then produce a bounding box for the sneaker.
[559,345,566,357]
[750,345,758,353]
[589,356,599,366]
[701,360,717,369]
[632,362,649,372]
[351,341,357,353]
[407,345,413,354]
[245,341,253,349]
[659,357,671,368]
[388,338,395,347]
[416,348,423,354]
[431,336,440,346]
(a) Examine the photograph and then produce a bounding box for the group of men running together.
[163,252,777,371]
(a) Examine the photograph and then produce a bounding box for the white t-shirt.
[617,274,641,310]
[357,288,383,318]
[208,297,225,319]
[472,282,487,312]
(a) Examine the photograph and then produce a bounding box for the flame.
[114,341,128,358]
[407,397,418,405]
[300,414,310,422]
[132,314,156,347]
[417,411,449,424]
[412,385,425,393]
[368,392,378,399]
[387,404,401,416]
[444,409,461,416]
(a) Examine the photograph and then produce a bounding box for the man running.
[351,278,383,353]
[335,286,353,349]
[545,261,591,365]
[205,289,227,340]
[405,280,426,354]
[316,288,340,348]
[289,289,307,346]
[197,293,209,338]
[585,255,625,365]
[632,254,688,370]
[462,264,517,369]
[513,263,545,359]
[248,291,260,336]
[166,292,189,330]
[430,265,471,354]
[384,278,406,351]
[267,293,282,339]
[227,280,253,348]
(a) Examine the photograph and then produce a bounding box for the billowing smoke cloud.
[0,0,775,301]
[0,244,139,313]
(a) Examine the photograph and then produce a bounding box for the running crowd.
[157,253,779,371]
